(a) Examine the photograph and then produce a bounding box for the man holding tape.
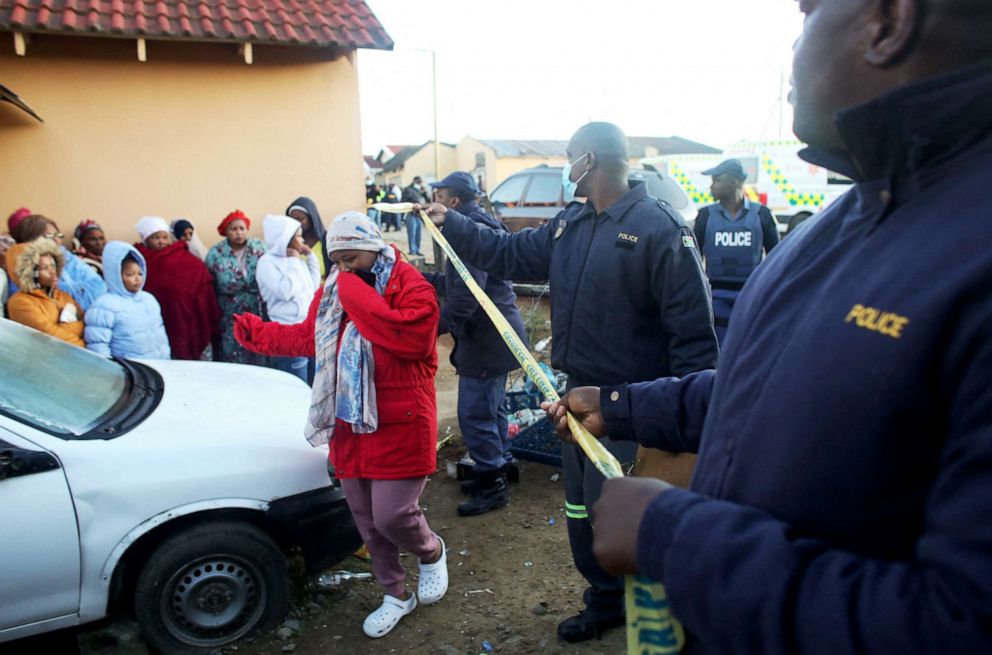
[419,122,718,643]
[425,171,528,517]
[546,0,992,652]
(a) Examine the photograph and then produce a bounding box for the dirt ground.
[66,313,626,655]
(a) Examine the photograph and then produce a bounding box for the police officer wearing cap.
[425,171,528,517]
[693,159,779,344]
[419,123,717,643]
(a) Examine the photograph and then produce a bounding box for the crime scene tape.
[373,202,685,654]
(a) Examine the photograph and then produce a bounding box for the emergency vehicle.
[644,140,852,235]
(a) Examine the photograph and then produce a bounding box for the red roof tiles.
[0,0,393,50]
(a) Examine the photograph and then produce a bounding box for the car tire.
[134,521,289,655]
[786,211,813,235]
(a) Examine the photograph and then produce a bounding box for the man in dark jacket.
[693,158,779,343]
[420,122,718,642]
[546,1,992,653]
[426,171,528,517]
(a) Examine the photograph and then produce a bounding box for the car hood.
[50,361,329,552]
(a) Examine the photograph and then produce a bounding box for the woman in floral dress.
[205,210,268,364]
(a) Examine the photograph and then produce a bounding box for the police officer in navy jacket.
[693,159,779,343]
[545,1,992,653]
[424,171,528,517]
[420,122,718,643]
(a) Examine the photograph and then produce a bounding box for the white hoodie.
[256,214,321,324]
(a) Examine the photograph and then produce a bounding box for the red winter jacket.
[136,241,220,360]
[238,254,439,480]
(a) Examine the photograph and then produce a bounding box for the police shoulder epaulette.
[654,198,686,228]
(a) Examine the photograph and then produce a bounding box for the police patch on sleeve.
[682,234,696,248]
[554,219,567,240]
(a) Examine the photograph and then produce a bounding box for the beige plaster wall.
[0,35,366,247]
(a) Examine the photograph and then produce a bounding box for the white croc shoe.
[362,593,417,638]
[417,534,448,605]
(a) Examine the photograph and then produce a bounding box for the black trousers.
[562,435,638,616]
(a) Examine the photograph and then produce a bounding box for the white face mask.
[561,153,590,197]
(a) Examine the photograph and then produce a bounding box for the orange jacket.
[6,241,85,347]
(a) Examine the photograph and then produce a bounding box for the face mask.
[561,153,590,197]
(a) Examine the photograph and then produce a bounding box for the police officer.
[419,122,718,642]
[425,171,528,517]
[547,1,992,653]
[693,159,779,344]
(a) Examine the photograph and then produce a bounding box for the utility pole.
[431,49,445,273]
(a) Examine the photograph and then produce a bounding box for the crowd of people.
[0,198,331,375]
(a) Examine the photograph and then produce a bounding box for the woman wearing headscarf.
[135,216,220,360]
[12,214,107,311]
[7,207,31,234]
[285,197,332,280]
[170,218,209,261]
[234,212,447,638]
[204,210,267,364]
[73,219,106,275]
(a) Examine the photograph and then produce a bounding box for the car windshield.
[0,319,127,437]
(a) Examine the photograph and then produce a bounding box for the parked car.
[0,319,362,654]
[487,164,696,232]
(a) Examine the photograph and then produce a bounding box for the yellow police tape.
[373,203,685,654]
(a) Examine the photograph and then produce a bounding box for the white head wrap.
[135,216,170,241]
[325,211,388,255]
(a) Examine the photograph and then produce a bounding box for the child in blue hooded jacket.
[84,241,170,359]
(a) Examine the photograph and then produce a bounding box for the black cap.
[702,159,747,180]
[429,171,480,198]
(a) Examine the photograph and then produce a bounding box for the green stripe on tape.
[565,510,589,520]
[565,502,587,511]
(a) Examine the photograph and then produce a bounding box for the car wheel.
[134,521,288,655]
[786,211,813,235]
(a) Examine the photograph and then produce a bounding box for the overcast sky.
[357,0,804,155]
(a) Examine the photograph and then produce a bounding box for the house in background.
[457,136,722,191]
[363,155,383,183]
[375,140,457,187]
[0,0,391,245]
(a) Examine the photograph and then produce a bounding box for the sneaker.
[417,535,448,605]
[362,593,417,638]
[556,609,625,643]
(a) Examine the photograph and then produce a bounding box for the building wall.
[376,142,457,188]
[0,35,366,247]
[454,137,568,192]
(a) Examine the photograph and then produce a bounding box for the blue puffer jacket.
[84,241,171,359]
[59,246,107,311]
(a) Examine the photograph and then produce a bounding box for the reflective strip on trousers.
[565,501,588,520]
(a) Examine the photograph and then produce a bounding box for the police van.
[644,140,852,236]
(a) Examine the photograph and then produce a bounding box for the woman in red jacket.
[234,211,447,638]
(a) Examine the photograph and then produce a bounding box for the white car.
[0,319,362,654]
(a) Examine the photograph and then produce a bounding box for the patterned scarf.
[306,213,395,446]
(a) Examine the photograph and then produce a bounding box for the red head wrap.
[218,210,250,236]
[7,207,31,233]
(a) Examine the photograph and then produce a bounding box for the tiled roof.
[363,155,383,169]
[0,0,393,50]
[477,136,720,158]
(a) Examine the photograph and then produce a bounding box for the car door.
[0,428,81,631]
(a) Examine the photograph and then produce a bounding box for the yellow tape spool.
[373,203,685,654]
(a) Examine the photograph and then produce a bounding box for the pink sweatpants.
[340,477,439,598]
